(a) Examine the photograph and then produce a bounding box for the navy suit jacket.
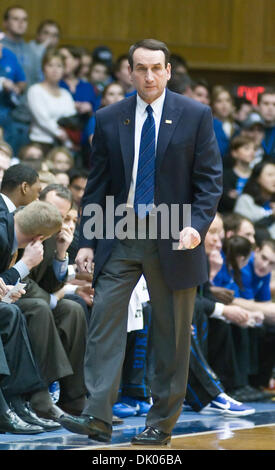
[78,89,223,289]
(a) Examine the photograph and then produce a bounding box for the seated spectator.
[211,85,239,158]
[68,168,89,209]
[169,53,189,77]
[213,235,253,297]
[218,135,255,214]
[27,48,76,153]
[84,82,125,147]
[234,158,275,239]
[77,47,92,81]
[45,146,74,172]
[113,54,136,97]
[29,19,61,62]
[0,42,26,145]
[240,113,266,167]
[89,60,111,103]
[167,73,194,98]
[223,212,256,246]
[59,45,98,113]
[257,87,275,158]
[191,79,211,106]
[18,143,44,162]
[233,97,253,126]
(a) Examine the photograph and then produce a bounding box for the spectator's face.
[24,178,41,204]
[43,57,64,84]
[258,94,275,124]
[257,163,275,196]
[79,54,92,79]
[236,103,253,122]
[63,208,78,233]
[192,85,210,106]
[254,245,275,277]
[37,24,60,47]
[59,48,79,76]
[232,142,255,165]
[69,177,87,207]
[116,59,132,87]
[241,125,265,148]
[102,84,124,106]
[5,8,28,37]
[44,191,71,219]
[212,91,233,120]
[52,152,72,172]
[90,63,108,83]
[204,215,224,255]
[130,48,171,104]
[237,220,256,246]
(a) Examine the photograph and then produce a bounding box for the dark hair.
[257,238,275,253]
[113,54,129,74]
[242,157,275,205]
[191,78,211,94]
[230,135,255,152]
[36,19,61,35]
[128,39,170,70]
[169,54,188,72]
[39,183,73,206]
[1,164,38,192]
[223,213,253,234]
[258,87,275,105]
[234,96,252,111]
[168,74,193,94]
[68,168,89,185]
[3,5,26,21]
[223,235,252,288]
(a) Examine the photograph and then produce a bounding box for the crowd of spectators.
[1,4,275,435]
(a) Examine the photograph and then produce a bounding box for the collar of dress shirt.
[0,193,16,213]
[136,88,166,119]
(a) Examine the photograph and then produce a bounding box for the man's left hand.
[178,227,201,250]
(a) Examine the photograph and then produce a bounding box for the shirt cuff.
[13,260,30,280]
[63,284,78,295]
[52,257,68,281]
[50,294,58,310]
[210,302,229,322]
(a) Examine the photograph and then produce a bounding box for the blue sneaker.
[201,393,255,416]
[121,396,152,416]
[112,402,137,418]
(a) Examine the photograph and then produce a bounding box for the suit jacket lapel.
[156,89,183,170]
[118,95,136,193]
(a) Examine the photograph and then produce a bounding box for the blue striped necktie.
[134,104,156,219]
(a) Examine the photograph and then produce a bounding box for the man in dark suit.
[60,39,223,445]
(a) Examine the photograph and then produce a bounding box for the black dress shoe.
[12,401,61,431]
[59,414,112,442]
[32,404,64,422]
[0,409,44,434]
[131,426,171,446]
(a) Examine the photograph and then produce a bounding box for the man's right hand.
[21,241,44,270]
[75,248,94,274]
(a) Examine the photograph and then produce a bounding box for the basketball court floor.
[1,400,275,451]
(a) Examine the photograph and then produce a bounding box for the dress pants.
[0,303,44,397]
[16,297,87,405]
[83,238,196,434]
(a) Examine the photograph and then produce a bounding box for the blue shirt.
[0,47,26,115]
[59,79,98,110]
[240,252,271,301]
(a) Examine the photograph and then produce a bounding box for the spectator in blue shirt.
[0,42,26,144]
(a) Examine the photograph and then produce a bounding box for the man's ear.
[21,181,28,195]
